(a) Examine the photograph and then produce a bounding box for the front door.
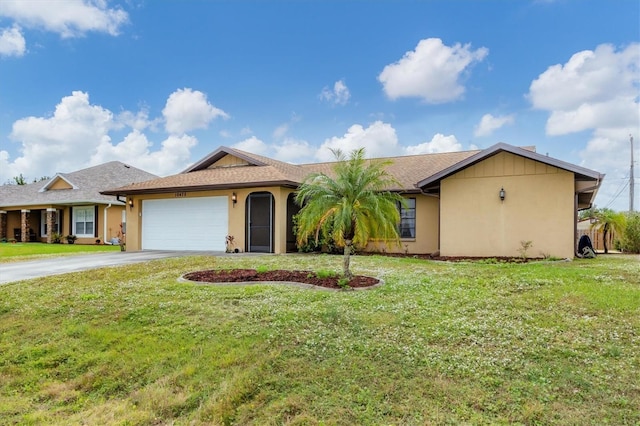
[247,192,273,252]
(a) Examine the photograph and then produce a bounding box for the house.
[0,162,158,244]
[101,143,603,259]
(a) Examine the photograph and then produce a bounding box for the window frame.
[40,209,61,237]
[397,197,416,239]
[73,206,95,238]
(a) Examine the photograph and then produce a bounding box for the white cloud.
[232,136,269,155]
[0,25,25,57]
[273,123,289,139]
[272,138,315,163]
[528,43,640,211]
[0,89,225,182]
[320,80,351,106]
[474,113,515,137]
[405,134,462,155]
[8,91,114,177]
[378,38,488,103]
[0,0,128,38]
[115,108,159,132]
[316,121,400,161]
[162,88,229,135]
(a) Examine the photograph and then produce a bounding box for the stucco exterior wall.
[125,187,296,253]
[440,152,575,258]
[366,194,440,254]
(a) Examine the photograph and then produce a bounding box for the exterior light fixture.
[128,198,134,210]
[499,187,505,201]
[231,192,237,205]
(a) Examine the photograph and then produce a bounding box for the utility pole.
[631,134,635,212]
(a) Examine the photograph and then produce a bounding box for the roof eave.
[417,142,603,189]
[101,180,301,196]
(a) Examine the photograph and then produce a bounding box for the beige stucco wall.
[440,152,575,258]
[125,187,296,253]
[366,194,440,254]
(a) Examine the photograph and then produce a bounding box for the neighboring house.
[101,143,603,259]
[0,162,158,244]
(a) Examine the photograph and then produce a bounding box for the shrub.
[621,212,640,253]
[315,269,337,279]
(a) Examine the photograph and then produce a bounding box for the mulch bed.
[359,252,540,263]
[183,269,379,289]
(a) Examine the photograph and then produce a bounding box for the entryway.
[246,192,274,253]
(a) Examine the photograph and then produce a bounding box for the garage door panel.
[142,197,228,251]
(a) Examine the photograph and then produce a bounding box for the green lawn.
[0,242,120,262]
[0,254,638,425]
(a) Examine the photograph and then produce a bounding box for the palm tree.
[295,148,405,280]
[591,208,627,254]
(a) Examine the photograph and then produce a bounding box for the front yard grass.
[0,254,638,424]
[0,242,120,262]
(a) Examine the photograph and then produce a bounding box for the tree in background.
[12,174,27,185]
[621,212,640,253]
[590,208,627,254]
[295,148,405,280]
[5,174,50,185]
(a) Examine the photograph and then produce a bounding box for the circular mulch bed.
[182,269,380,290]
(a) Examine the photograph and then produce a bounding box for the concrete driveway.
[0,250,249,285]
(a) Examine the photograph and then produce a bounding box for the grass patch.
[0,242,120,262]
[0,254,638,424]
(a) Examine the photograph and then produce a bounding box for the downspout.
[104,203,112,244]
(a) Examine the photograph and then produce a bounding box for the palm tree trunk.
[343,240,353,279]
[603,228,609,254]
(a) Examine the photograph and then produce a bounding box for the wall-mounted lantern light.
[231,192,237,205]
[499,187,506,202]
[128,197,134,210]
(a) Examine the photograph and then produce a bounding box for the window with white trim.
[73,206,95,237]
[398,198,416,239]
[40,210,60,236]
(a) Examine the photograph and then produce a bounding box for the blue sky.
[0,0,638,211]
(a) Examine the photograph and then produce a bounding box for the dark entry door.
[247,193,273,252]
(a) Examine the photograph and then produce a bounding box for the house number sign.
[175,192,187,198]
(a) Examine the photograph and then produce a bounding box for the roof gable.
[39,174,77,192]
[417,142,604,190]
[182,147,267,172]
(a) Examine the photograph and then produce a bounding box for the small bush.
[621,212,640,253]
[315,269,337,279]
[337,277,351,289]
[256,265,270,274]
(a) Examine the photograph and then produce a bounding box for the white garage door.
[142,197,228,251]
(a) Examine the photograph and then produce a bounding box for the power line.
[604,180,629,209]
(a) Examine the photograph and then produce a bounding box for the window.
[398,198,416,239]
[73,206,95,237]
[40,209,60,236]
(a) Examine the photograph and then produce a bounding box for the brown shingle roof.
[102,146,481,195]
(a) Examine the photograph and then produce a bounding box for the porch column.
[21,210,30,242]
[46,208,56,243]
[0,211,6,240]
